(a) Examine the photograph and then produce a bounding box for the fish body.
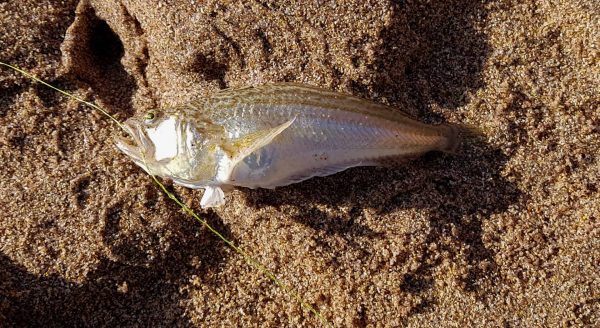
[116,83,458,207]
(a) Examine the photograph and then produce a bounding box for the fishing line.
[0,61,332,327]
[0,62,126,131]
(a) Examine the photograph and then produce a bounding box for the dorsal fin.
[207,83,417,123]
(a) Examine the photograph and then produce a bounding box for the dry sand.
[1,0,598,326]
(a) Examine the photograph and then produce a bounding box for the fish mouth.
[114,119,154,164]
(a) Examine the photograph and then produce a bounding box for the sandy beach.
[1,0,598,326]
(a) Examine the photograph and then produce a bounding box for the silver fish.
[115,83,459,207]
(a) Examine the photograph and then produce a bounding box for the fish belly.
[225,114,447,189]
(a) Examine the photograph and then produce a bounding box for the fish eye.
[144,111,156,122]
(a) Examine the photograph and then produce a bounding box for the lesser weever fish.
[115,83,462,207]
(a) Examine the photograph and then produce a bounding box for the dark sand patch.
[1,0,598,326]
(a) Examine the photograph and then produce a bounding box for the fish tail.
[438,123,484,154]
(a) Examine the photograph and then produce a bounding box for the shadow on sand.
[243,0,519,317]
[0,206,230,326]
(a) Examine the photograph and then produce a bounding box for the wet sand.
[1,0,598,326]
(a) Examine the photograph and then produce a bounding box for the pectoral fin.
[200,186,225,208]
[224,117,295,163]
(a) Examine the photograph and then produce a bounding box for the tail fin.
[438,123,485,154]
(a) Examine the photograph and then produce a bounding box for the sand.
[0,0,598,326]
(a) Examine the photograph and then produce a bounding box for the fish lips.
[114,118,155,164]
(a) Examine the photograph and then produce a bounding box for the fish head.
[115,109,219,183]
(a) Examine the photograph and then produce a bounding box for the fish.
[115,83,460,208]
